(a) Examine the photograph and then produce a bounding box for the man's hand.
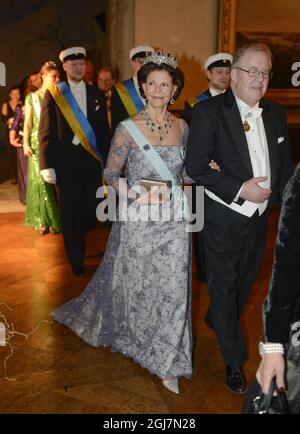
[209,159,221,171]
[40,168,57,184]
[239,177,272,203]
[256,353,285,394]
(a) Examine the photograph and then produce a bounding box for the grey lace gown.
[51,121,193,380]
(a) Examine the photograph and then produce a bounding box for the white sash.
[122,119,189,220]
[31,91,41,120]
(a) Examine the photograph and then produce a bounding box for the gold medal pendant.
[243,120,250,132]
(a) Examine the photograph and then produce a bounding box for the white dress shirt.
[205,95,271,217]
[209,87,226,97]
[68,79,87,145]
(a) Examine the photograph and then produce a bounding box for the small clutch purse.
[140,178,172,190]
[140,178,172,203]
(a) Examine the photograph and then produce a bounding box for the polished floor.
[0,208,279,414]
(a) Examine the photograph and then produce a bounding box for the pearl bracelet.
[259,341,284,357]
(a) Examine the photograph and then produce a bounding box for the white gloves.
[40,168,57,184]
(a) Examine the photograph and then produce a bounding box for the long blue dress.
[52,121,193,380]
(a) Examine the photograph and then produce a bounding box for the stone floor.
[0,209,280,414]
[0,180,25,213]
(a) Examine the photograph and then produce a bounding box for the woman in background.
[9,102,27,204]
[1,86,22,184]
[23,61,61,234]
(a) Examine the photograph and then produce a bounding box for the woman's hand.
[23,144,33,157]
[7,117,14,129]
[256,353,285,394]
[10,138,23,148]
[209,159,221,171]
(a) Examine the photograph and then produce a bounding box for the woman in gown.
[9,103,28,204]
[1,86,22,184]
[52,52,192,394]
[23,61,61,234]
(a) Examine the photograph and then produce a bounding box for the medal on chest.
[243,119,251,132]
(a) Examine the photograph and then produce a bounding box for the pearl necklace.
[141,109,173,143]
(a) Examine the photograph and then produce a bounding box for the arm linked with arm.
[185,103,243,204]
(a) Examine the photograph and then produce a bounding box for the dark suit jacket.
[39,82,110,170]
[110,85,130,136]
[182,88,212,125]
[186,89,293,208]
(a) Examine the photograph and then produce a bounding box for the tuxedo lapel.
[260,100,278,188]
[86,84,93,120]
[222,92,253,177]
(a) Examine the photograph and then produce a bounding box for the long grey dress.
[51,121,193,380]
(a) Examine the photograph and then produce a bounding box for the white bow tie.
[242,107,263,119]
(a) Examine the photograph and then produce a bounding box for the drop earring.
[169,96,175,105]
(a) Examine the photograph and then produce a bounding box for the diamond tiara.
[143,50,178,69]
[45,60,57,68]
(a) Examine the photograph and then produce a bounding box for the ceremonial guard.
[183,52,232,124]
[110,45,154,134]
[39,47,110,277]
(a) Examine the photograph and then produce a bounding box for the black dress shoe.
[226,366,247,394]
[72,266,86,278]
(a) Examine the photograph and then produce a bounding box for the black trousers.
[56,145,102,271]
[192,183,206,281]
[203,196,269,367]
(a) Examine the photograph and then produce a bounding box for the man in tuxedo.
[39,46,110,277]
[183,52,232,283]
[186,43,293,393]
[110,45,154,135]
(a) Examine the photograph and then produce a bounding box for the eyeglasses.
[234,66,273,80]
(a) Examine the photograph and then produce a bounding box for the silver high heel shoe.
[162,377,179,394]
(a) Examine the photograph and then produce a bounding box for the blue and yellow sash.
[48,81,105,165]
[115,79,144,116]
[48,81,107,195]
[188,92,210,108]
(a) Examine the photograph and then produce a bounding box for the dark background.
[0,0,108,146]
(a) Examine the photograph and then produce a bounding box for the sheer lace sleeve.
[104,123,132,196]
[180,119,194,184]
